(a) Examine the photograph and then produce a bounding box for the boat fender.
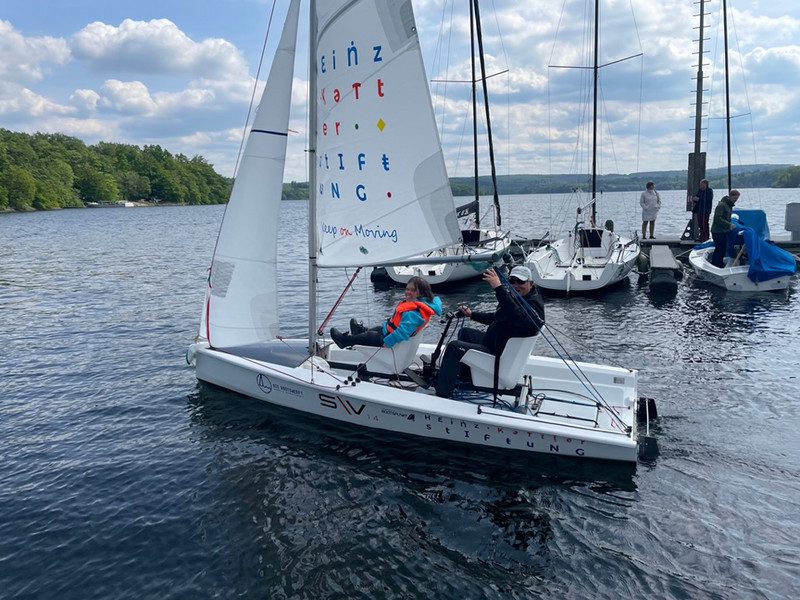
[638,436,659,462]
[186,344,197,365]
[636,396,658,422]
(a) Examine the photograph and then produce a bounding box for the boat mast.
[469,0,479,228]
[308,0,319,351]
[472,0,502,227]
[722,0,732,192]
[590,0,599,224]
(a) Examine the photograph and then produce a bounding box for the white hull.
[525,232,640,292]
[382,230,511,286]
[190,341,642,463]
[688,246,791,291]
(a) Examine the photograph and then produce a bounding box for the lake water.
[2,191,799,599]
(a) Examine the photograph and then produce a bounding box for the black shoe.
[349,318,367,335]
[649,236,656,239]
[330,327,351,349]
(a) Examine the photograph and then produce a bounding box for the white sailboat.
[688,0,796,291]
[523,0,640,293]
[187,0,656,463]
[372,198,511,287]
[372,2,511,288]
[689,209,796,291]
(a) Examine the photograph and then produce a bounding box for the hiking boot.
[349,318,367,335]
[330,327,352,349]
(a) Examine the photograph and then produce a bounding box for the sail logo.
[256,374,273,394]
[256,374,302,398]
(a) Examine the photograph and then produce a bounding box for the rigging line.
[317,267,362,336]
[496,269,628,428]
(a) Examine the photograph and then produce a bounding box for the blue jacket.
[692,186,714,215]
[381,296,442,347]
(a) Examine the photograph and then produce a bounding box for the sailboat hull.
[379,230,512,286]
[192,342,641,463]
[526,232,640,292]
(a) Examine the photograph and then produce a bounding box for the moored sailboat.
[688,0,796,291]
[187,0,657,463]
[523,0,640,293]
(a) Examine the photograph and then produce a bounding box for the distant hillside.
[281,164,799,201]
[449,164,798,196]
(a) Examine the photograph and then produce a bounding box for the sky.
[2,0,799,184]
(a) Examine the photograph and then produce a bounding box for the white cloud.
[0,82,75,119]
[70,18,249,80]
[0,20,70,83]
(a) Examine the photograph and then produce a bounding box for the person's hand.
[482,269,501,289]
[458,304,472,318]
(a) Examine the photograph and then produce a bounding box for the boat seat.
[349,328,426,375]
[460,336,538,390]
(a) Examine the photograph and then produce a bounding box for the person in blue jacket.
[330,276,441,348]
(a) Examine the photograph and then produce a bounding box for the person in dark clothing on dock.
[692,179,713,241]
[710,189,740,268]
[434,266,544,399]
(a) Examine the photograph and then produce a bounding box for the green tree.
[2,165,36,210]
[75,165,120,203]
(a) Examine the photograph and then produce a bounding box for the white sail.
[314,0,460,267]
[204,0,301,348]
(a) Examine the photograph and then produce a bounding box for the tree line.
[0,129,232,211]
[451,163,800,197]
[2,128,798,211]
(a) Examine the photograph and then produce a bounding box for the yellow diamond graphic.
[377,118,386,131]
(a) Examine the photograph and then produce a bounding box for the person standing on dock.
[710,190,740,268]
[692,179,714,241]
[640,181,661,239]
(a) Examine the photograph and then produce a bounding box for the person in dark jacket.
[434,265,544,398]
[692,178,714,241]
[710,189,740,268]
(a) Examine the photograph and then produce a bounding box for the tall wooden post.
[683,0,708,241]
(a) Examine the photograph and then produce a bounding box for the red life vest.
[385,300,435,336]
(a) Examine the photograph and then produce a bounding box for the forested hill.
[449,164,800,197]
[2,128,798,211]
[0,129,231,211]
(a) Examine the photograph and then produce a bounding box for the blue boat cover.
[729,210,797,283]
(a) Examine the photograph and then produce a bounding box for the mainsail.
[205,0,301,348]
[314,0,460,267]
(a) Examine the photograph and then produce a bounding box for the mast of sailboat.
[722,0,732,191]
[308,0,319,352]
[590,0,599,224]
[470,0,502,227]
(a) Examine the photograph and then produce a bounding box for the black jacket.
[470,285,545,354]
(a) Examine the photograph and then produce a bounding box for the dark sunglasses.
[509,277,525,284]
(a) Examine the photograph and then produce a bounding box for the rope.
[495,268,630,431]
[317,267,361,336]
